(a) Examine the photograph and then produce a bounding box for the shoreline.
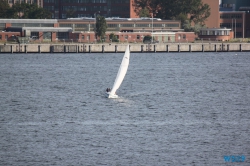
[1,43,250,53]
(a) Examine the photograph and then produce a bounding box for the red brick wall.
[0,32,21,42]
[202,0,220,28]
[175,32,196,42]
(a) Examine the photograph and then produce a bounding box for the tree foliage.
[109,33,119,42]
[133,0,210,26]
[96,15,107,40]
[183,20,205,34]
[138,8,150,17]
[0,2,51,19]
[0,0,11,18]
[143,35,152,43]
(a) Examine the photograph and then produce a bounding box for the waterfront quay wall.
[0,43,250,53]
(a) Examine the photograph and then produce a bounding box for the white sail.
[109,45,130,96]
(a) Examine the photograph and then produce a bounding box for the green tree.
[109,33,119,42]
[11,3,51,19]
[183,20,206,35]
[139,8,150,17]
[29,7,51,19]
[143,35,152,43]
[133,0,210,26]
[0,0,11,18]
[96,15,107,41]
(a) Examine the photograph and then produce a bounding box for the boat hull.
[105,92,118,98]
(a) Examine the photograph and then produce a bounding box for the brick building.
[0,18,196,43]
[8,0,43,7]
[43,0,133,19]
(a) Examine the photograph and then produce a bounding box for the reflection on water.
[0,52,249,165]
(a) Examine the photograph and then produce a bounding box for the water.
[0,52,249,166]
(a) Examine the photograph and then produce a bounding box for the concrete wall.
[1,43,250,53]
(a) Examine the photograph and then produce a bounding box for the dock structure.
[0,43,250,53]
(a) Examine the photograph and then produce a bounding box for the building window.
[153,24,164,27]
[44,0,55,2]
[107,24,118,27]
[183,34,186,39]
[62,14,66,19]
[135,24,149,27]
[44,6,54,11]
[121,24,133,27]
[82,35,85,40]
[220,23,231,28]
[202,31,207,35]
[57,32,69,40]
[43,32,51,40]
[236,32,242,37]
[59,24,72,27]
[0,35,2,40]
[31,32,39,38]
[137,35,140,39]
[166,24,179,28]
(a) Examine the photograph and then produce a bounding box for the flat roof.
[22,27,72,32]
[58,18,179,23]
[0,18,180,24]
[200,28,231,30]
[219,11,246,13]
[0,19,57,24]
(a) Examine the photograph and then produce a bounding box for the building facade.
[0,18,196,43]
[219,11,250,38]
[220,0,250,11]
[43,0,132,19]
[199,28,234,41]
[8,0,43,7]
[202,0,220,28]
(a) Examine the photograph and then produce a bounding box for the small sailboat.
[105,45,130,98]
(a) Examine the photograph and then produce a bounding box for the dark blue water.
[0,52,249,166]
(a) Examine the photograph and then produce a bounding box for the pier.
[0,43,250,53]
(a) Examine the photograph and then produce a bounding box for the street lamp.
[232,17,236,38]
[151,11,157,43]
[235,18,236,38]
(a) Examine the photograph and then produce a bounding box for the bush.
[143,35,152,43]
